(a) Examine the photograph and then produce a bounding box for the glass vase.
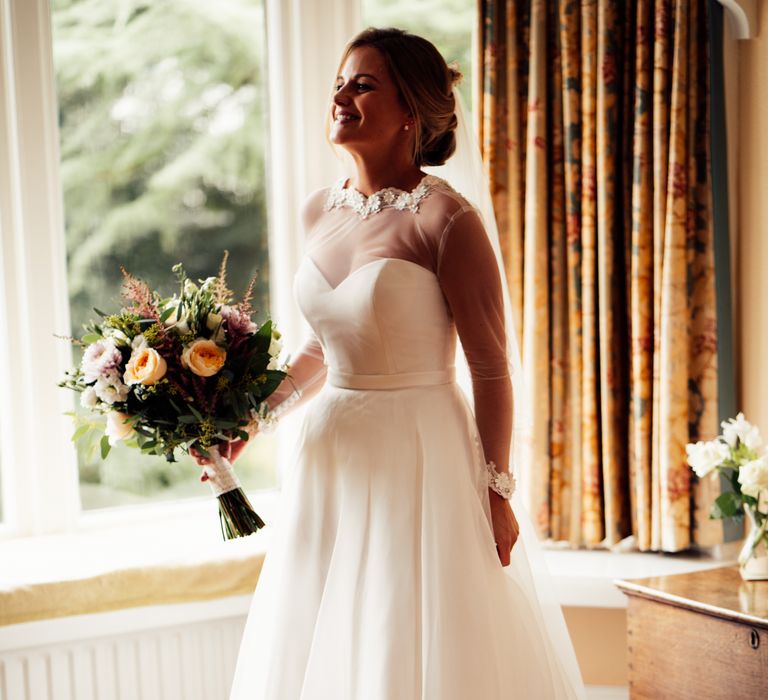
[738,502,768,581]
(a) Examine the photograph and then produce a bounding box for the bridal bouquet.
[686,413,768,579]
[60,254,287,539]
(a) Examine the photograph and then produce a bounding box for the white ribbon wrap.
[202,444,242,497]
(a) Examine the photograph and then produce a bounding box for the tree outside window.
[52,0,275,509]
[362,0,475,113]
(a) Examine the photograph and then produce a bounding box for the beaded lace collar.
[324,174,445,219]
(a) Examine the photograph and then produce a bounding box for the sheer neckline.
[324,174,447,219]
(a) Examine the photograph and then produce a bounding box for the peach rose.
[181,338,226,377]
[105,411,135,445]
[124,346,168,385]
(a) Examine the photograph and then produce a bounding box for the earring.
[404,124,410,131]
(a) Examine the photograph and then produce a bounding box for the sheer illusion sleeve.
[437,207,513,474]
[265,332,326,417]
[264,190,329,418]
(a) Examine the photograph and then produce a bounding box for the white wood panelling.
[0,612,245,700]
[0,593,628,699]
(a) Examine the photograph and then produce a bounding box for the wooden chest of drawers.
[615,566,768,699]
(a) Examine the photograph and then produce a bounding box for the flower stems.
[217,487,266,539]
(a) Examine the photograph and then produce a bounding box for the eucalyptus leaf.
[72,424,91,442]
[100,435,112,459]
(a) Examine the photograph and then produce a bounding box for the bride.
[200,27,586,700]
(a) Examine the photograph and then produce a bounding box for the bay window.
[0,0,473,537]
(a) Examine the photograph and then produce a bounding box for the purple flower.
[94,369,130,405]
[81,339,123,383]
[220,305,257,339]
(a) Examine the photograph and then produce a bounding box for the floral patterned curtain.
[478,0,722,551]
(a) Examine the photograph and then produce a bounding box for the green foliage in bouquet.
[60,254,288,538]
[61,254,285,463]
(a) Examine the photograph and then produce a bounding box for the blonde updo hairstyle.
[336,27,462,167]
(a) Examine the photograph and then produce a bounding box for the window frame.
[0,0,80,536]
[0,0,360,539]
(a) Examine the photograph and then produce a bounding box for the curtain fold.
[479,0,721,551]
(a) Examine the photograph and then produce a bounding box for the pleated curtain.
[478,0,722,551]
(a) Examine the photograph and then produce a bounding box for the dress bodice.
[275,174,513,475]
[294,255,456,378]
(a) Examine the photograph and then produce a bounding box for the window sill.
[0,490,280,627]
[0,493,741,626]
[542,541,741,608]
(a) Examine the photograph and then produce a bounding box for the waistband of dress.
[327,367,455,390]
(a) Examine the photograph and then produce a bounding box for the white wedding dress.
[229,176,586,699]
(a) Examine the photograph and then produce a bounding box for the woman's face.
[330,46,411,157]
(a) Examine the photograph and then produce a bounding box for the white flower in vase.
[685,439,730,478]
[721,412,763,452]
[738,456,768,500]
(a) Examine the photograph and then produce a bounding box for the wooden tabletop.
[615,565,768,629]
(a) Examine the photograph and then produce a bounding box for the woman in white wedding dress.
[220,28,586,700]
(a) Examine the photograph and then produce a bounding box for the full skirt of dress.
[229,379,586,700]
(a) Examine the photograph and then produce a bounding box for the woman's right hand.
[189,429,257,466]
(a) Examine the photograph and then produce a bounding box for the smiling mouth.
[335,112,360,124]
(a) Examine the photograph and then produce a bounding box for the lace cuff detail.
[485,461,516,499]
[254,388,302,432]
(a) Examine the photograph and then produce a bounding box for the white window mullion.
[263,0,361,346]
[0,0,80,536]
[263,0,361,472]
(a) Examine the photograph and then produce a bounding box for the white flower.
[200,276,216,292]
[267,329,283,370]
[131,333,148,351]
[81,339,123,382]
[183,279,198,295]
[206,312,223,331]
[686,440,730,478]
[94,369,130,405]
[105,411,135,445]
[721,412,763,451]
[268,329,283,358]
[738,456,768,498]
[103,326,131,346]
[162,301,189,335]
[205,312,226,344]
[80,386,98,409]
